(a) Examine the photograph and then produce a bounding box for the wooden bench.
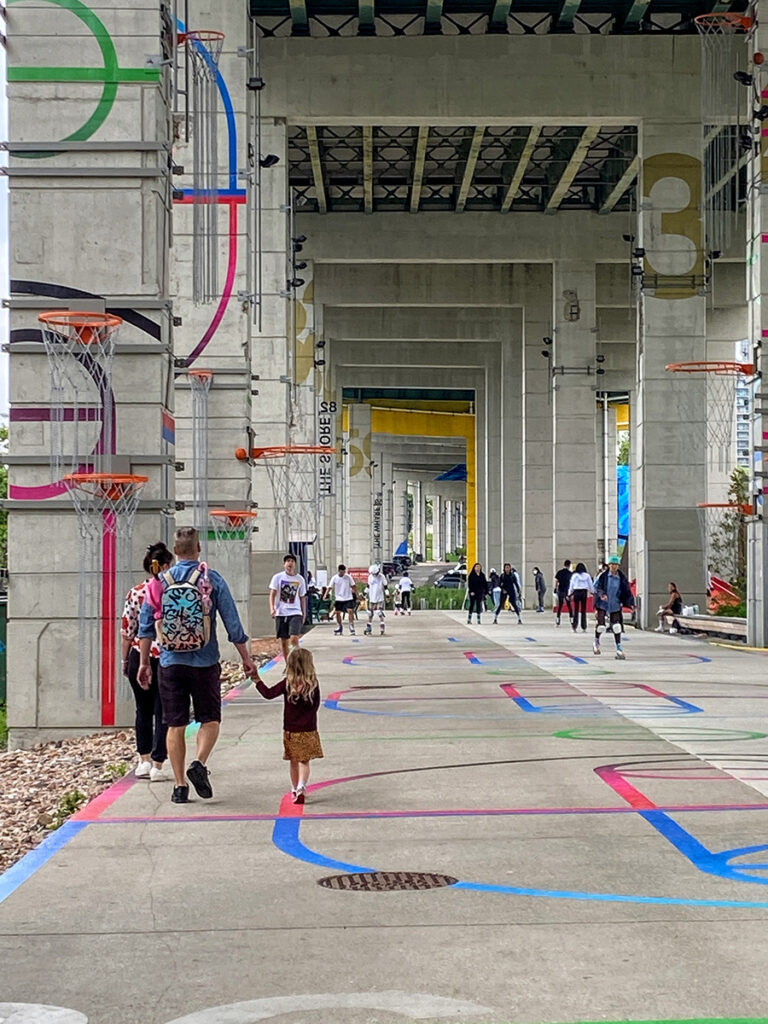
[661,612,747,641]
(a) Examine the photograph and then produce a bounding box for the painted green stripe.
[9,67,160,83]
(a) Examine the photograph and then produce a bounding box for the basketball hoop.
[697,501,752,590]
[180,30,225,304]
[39,311,123,477]
[665,361,753,466]
[695,13,752,255]
[63,473,147,720]
[209,509,257,612]
[237,445,335,548]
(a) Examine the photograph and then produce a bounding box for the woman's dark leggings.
[468,594,484,617]
[571,589,588,631]
[126,648,168,763]
[400,591,411,611]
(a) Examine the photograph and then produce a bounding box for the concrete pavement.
[3,611,768,1023]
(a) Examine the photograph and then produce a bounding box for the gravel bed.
[0,641,284,875]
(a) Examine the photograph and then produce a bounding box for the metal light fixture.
[259,153,280,168]
[735,70,754,86]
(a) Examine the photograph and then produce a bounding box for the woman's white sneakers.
[134,761,151,779]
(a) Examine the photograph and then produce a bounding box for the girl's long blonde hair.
[285,647,319,703]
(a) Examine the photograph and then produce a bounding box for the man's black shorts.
[158,662,222,727]
[276,613,304,639]
[334,599,354,613]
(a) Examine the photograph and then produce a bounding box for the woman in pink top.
[121,542,173,781]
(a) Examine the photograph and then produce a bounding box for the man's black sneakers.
[171,785,189,804]
[187,759,213,799]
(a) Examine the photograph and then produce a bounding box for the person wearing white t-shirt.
[364,564,389,635]
[325,563,358,636]
[269,554,307,659]
[395,571,413,616]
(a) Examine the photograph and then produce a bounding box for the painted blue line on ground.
[0,821,87,906]
[272,817,375,873]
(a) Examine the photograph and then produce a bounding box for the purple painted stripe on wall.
[10,407,101,422]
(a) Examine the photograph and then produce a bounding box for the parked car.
[435,571,466,589]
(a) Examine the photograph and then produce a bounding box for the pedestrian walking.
[467,563,488,624]
[489,569,502,622]
[568,562,594,632]
[553,559,573,626]
[364,563,390,635]
[121,542,173,781]
[255,646,323,805]
[325,563,357,635]
[396,571,413,615]
[593,555,634,660]
[138,526,258,804]
[269,553,307,659]
[495,563,522,624]
[532,567,547,612]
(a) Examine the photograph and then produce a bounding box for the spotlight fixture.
[314,358,326,368]
[631,265,644,277]
[709,250,722,260]
[735,70,754,86]
[293,235,307,245]
[541,349,551,359]
[755,105,768,121]
[622,233,635,243]
[631,247,646,259]
[740,128,756,152]
[287,277,305,288]
[596,367,606,376]
[259,153,280,168]
[292,243,303,254]
[294,260,308,270]
[316,339,326,348]
[596,353,606,363]
[542,336,553,345]
[247,76,265,91]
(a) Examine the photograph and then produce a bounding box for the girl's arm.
[255,678,286,700]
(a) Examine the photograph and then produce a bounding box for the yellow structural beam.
[369,407,476,565]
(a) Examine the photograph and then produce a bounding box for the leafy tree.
[617,435,630,466]
[708,465,750,595]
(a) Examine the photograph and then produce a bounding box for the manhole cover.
[318,871,458,891]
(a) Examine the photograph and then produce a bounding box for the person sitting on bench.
[656,582,683,633]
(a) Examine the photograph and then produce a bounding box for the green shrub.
[413,585,467,610]
[713,600,746,618]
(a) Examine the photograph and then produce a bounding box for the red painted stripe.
[594,764,657,810]
[71,773,137,821]
[100,513,116,727]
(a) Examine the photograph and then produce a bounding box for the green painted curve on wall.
[7,0,160,156]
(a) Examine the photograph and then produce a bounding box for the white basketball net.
[40,313,121,478]
[209,511,256,612]
[667,366,740,469]
[65,474,146,704]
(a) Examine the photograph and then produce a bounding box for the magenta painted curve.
[183,200,239,367]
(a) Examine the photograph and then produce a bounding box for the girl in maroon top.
[255,647,323,804]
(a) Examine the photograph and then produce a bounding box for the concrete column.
[250,119,289,553]
[347,403,373,567]
[381,455,394,561]
[635,120,707,626]
[6,2,173,745]
[748,3,768,645]
[521,266,555,604]
[411,480,423,559]
[444,499,454,555]
[433,494,443,562]
[552,262,598,567]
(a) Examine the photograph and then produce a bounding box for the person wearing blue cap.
[593,555,634,659]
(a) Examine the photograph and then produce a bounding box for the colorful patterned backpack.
[155,564,212,652]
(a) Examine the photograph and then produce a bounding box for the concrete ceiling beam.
[546,124,600,213]
[501,126,541,214]
[363,125,373,214]
[261,36,699,122]
[306,125,327,214]
[599,154,640,215]
[300,212,626,262]
[410,126,430,214]
[455,125,486,214]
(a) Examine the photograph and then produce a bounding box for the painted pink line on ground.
[594,764,657,810]
[71,773,138,821]
[87,801,768,825]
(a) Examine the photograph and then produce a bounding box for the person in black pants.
[466,563,489,624]
[567,562,594,632]
[121,542,174,781]
[495,563,523,624]
[553,559,572,626]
